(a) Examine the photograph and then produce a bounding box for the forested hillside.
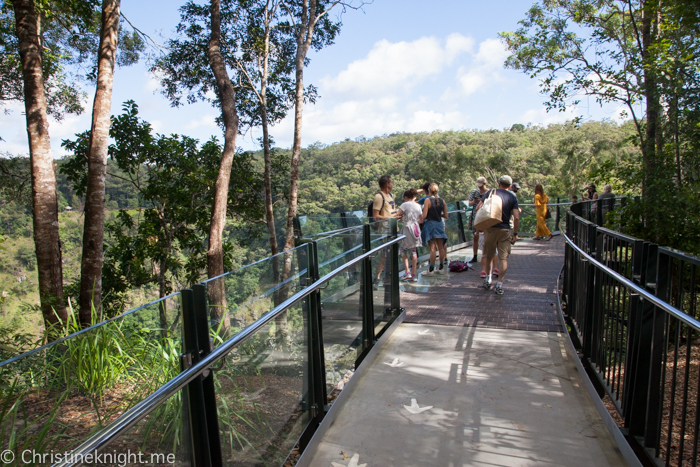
[0,119,638,337]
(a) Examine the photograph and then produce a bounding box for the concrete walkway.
[305,237,627,466]
[307,324,626,466]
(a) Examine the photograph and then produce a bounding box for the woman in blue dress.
[421,183,448,276]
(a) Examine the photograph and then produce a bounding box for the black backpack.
[367,192,385,226]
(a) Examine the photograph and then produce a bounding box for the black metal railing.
[563,200,700,467]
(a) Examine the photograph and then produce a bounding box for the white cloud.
[321,34,474,98]
[451,38,509,98]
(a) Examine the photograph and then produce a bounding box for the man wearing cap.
[468,177,489,263]
[475,175,520,296]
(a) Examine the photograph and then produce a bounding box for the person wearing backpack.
[421,183,449,276]
[397,188,423,282]
[369,175,397,288]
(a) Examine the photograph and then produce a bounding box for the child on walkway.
[398,188,423,282]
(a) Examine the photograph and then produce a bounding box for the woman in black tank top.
[421,184,449,276]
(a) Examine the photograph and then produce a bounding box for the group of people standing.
[370,176,449,284]
[370,173,563,297]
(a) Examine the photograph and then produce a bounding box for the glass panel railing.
[215,298,311,465]
[202,244,309,347]
[315,226,366,401]
[81,389,191,466]
[372,243,394,337]
[0,293,183,458]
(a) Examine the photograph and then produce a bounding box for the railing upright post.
[307,240,328,421]
[389,217,402,316]
[180,289,214,467]
[596,199,604,226]
[581,223,597,360]
[623,240,653,435]
[192,284,223,466]
[643,246,666,450]
[555,197,561,232]
[361,224,375,351]
[456,205,466,244]
[620,197,627,230]
[293,215,303,239]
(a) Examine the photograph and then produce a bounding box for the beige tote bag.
[473,189,503,230]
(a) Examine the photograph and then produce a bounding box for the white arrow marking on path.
[331,452,367,467]
[417,329,429,335]
[383,358,404,368]
[343,325,358,331]
[404,398,433,414]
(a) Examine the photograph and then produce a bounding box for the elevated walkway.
[303,238,627,466]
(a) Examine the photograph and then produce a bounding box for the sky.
[0,0,627,157]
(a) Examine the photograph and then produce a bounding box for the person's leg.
[439,239,447,264]
[429,240,437,269]
[375,250,385,282]
[471,230,479,261]
[482,230,497,289]
[402,251,410,277]
[411,249,418,278]
[494,230,512,294]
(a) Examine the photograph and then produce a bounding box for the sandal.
[546,234,553,241]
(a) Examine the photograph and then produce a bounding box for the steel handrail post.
[626,242,658,438]
[307,240,327,421]
[623,239,647,426]
[193,284,223,465]
[456,204,466,244]
[180,289,213,467]
[582,223,597,360]
[390,218,401,315]
[555,197,561,232]
[360,224,375,357]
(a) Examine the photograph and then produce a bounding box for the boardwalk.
[401,236,564,331]
[303,237,627,467]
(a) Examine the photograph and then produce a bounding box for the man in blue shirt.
[475,175,520,296]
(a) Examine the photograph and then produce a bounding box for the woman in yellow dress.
[534,184,553,240]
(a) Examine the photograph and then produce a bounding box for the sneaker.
[495,284,504,295]
[409,276,419,282]
[468,256,478,263]
[437,268,447,275]
[403,274,414,281]
[372,278,382,290]
[480,271,486,278]
[423,270,436,277]
[492,268,499,276]
[482,278,492,290]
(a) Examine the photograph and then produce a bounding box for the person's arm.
[468,191,478,206]
[442,199,448,219]
[373,194,386,220]
[511,207,521,244]
[593,193,599,200]
[422,198,431,219]
[534,194,542,207]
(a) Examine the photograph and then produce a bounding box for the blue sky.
[1,0,626,157]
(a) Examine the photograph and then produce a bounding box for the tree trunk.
[158,258,168,339]
[259,12,281,304]
[207,0,239,336]
[13,0,67,335]
[641,0,660,240]
[78,0,121,326]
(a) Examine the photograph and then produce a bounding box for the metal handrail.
[564,233,700,332]
[53,234,406,467]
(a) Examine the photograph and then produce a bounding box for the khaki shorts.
[483,228,512,260]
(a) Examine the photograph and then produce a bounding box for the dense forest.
[1,118,638,337]
[1,0,699,344]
